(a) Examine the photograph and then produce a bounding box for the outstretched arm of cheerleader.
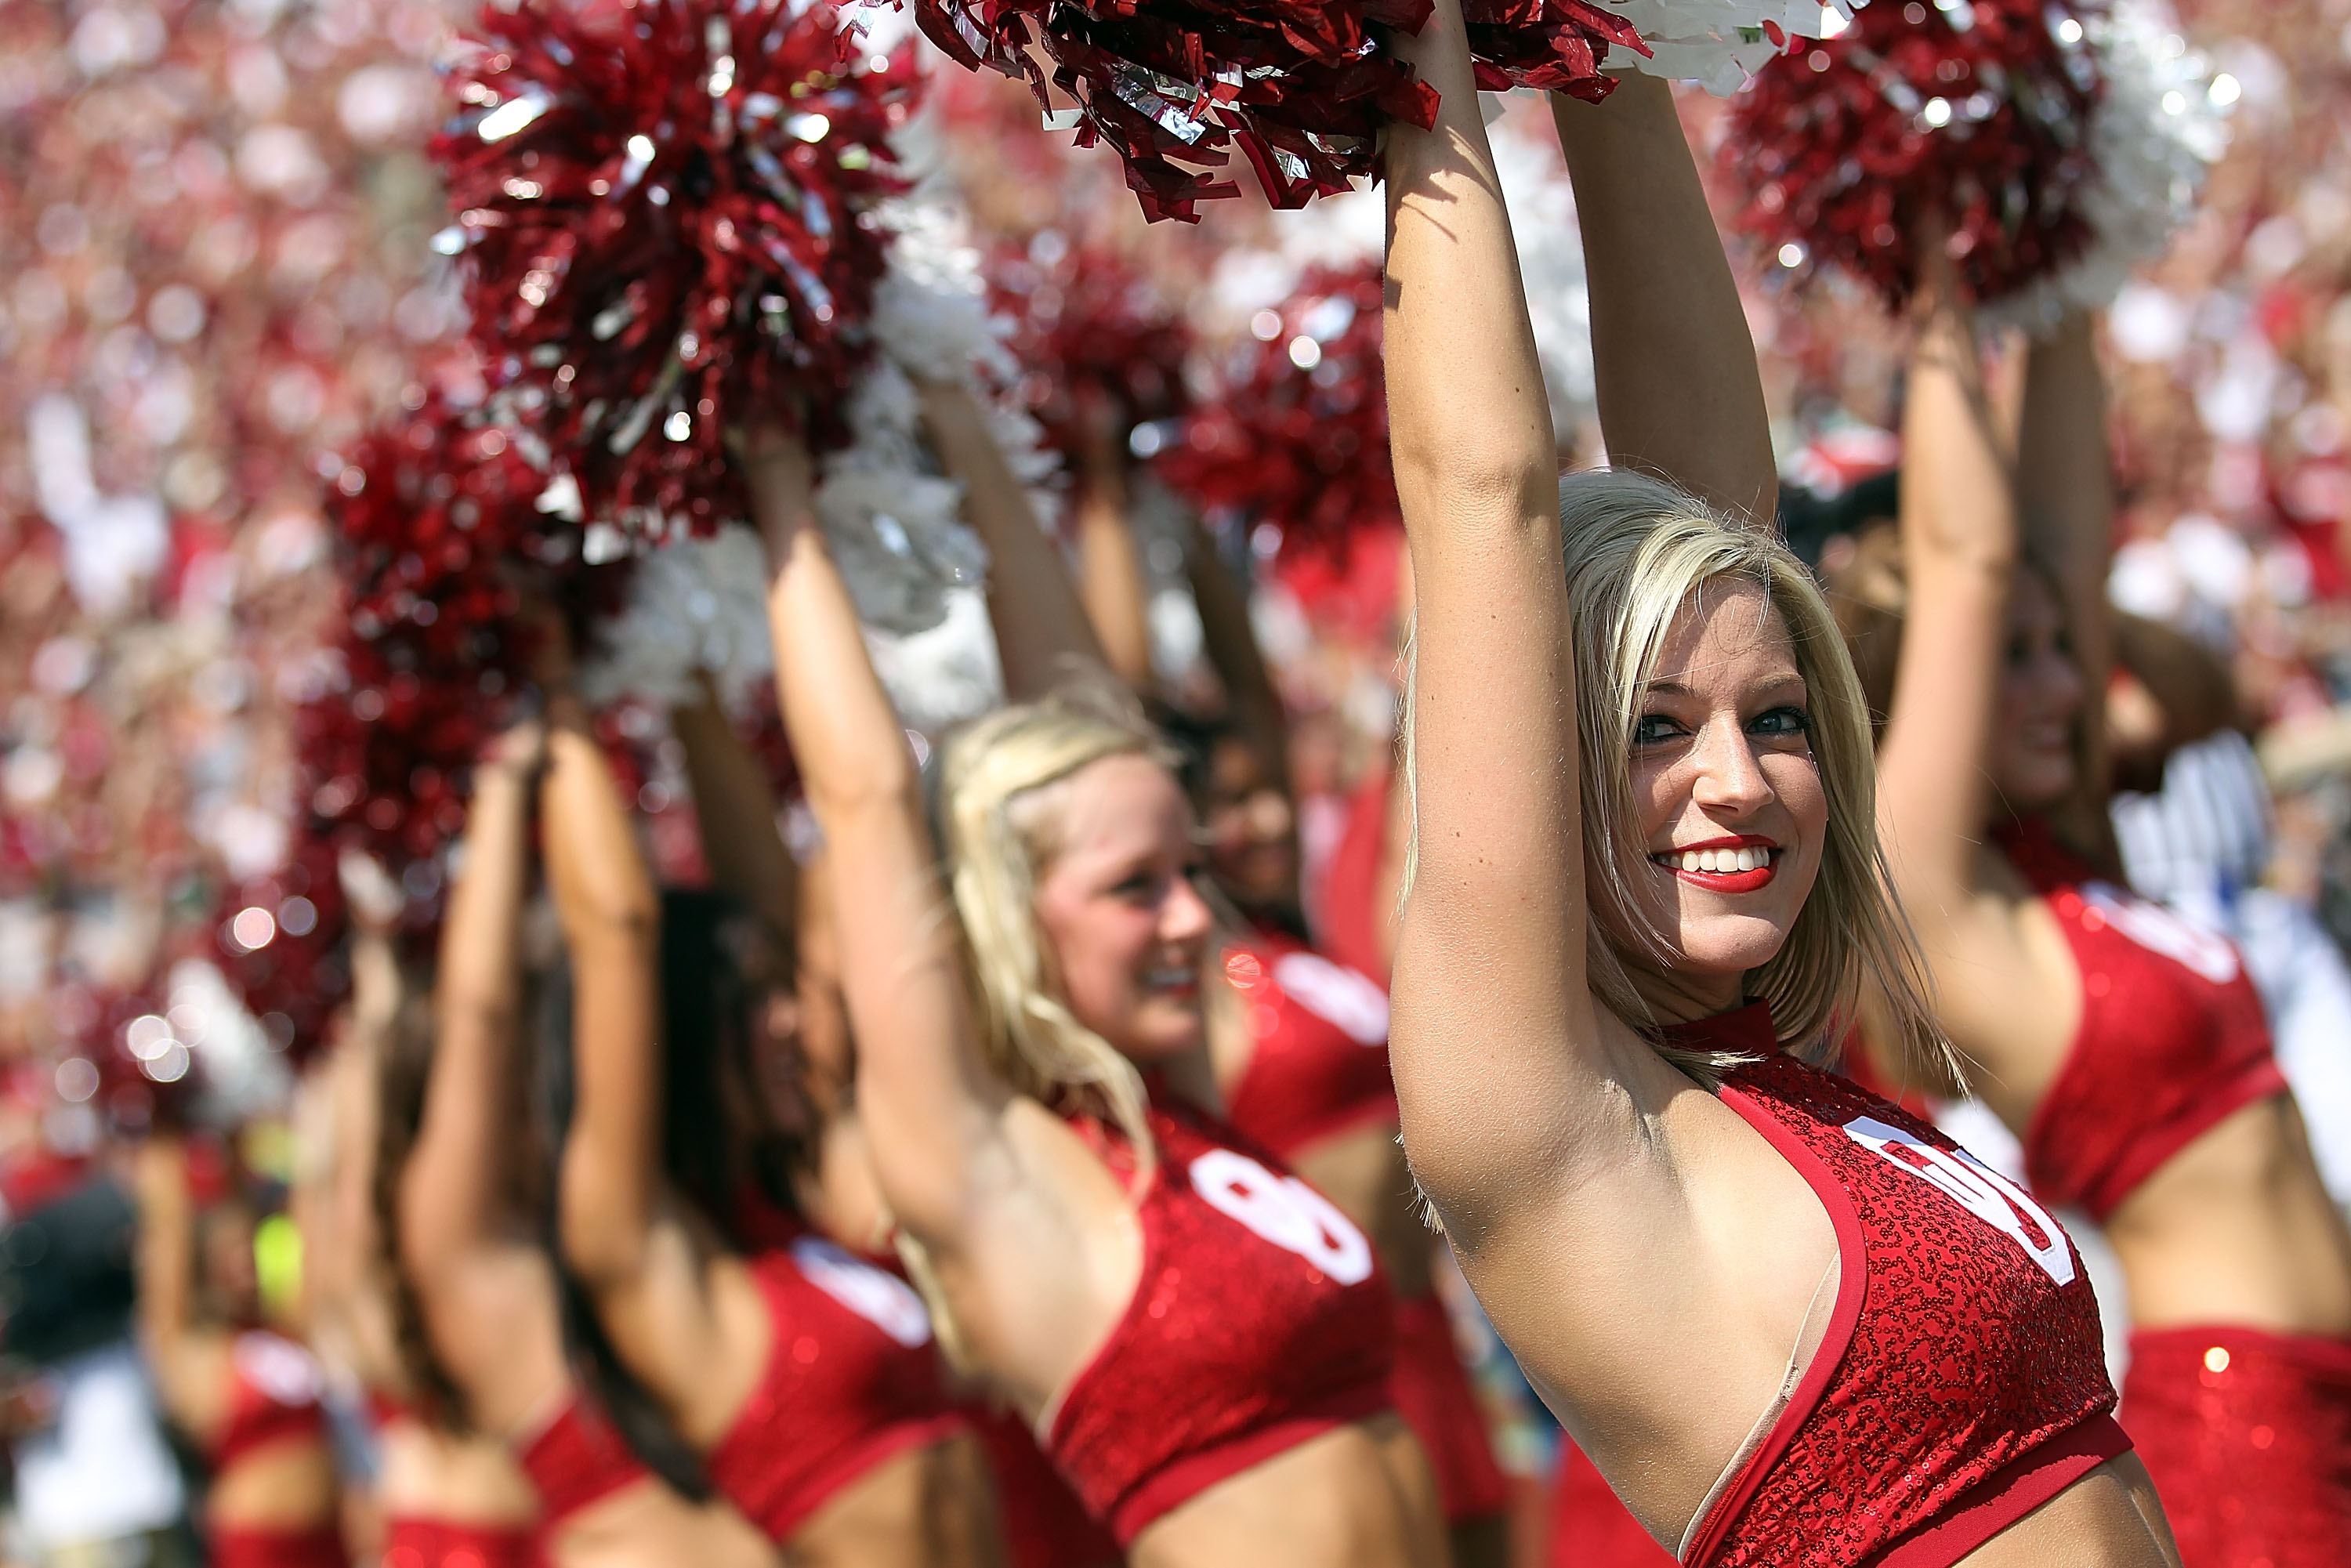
[1383,0,1603,1240]
[1553,75,1777,522]
[918,378,1110,699]
[672,682,799,949]
[750,422,1013,1249]
[2017,313,2117,823]
[131,1136,219,1435]
[1069,405,1159,693]
[401,722,566,1425]
[1876,233,2017,938]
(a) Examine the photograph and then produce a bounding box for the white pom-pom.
[865,588,1005,734]
[578,523,774,711]
[581,147,1058,723]
[1979,0,2232,335]
[1601,2,1855,96]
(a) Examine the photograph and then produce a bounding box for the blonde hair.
[1418,469,1945,1082]
[934,687,1177,1174]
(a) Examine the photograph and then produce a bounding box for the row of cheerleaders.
[118,2,2341,1568]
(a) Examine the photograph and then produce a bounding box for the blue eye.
[1633,714,1684,746]
[1751,706,1812,737]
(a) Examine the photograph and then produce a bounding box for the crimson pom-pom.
[211,838,353,1063]
[1154,263,1393,556]
[917,0,1437,220]
[991,237,1193,457]
[433,0,911,538]
[306,400,556,877]
[1724,0,2105,310]
[1463,0,1645,95]
[918,0,1641,221]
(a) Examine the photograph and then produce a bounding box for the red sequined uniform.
[379,1519,536,1568]
[512,1392,650,1530]
[1997,818,2348,1567]
[365,1395,539,1568]
[972,1405,1121,1568]
[1674,1007,2127,1566]
[207,1334,348,1568]
[1223,929,1509,1525]
[704,1233,967,1544]
[1047,1092,1397,1545]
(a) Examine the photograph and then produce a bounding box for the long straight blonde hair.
[1413,469,1945,1081]
[933,688,1177,1172]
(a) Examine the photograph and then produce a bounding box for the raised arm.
[301,866,403,1385]
[1383,0,1592,1236]
[1070,417,1158,693]
[1184,520,1292,800]
[131,1137,216,1432]
[1875,244,2015,932]
[750,424,1010,1245]
[918,379,1108,698]
[543,694,666,1292]
[671,686,799,944]
[400,726,542,1318]
[1552,75,1777,522]
[2016,313,2116,824]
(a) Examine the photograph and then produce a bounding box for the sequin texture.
[1996,816,2288,1222]
[705,1240,965,1543]
[513,1393,648,1526]
[2120,1325,2351,1568]
[1678,1009,2125,1566]
[1049,1093,1396,1544]
[1220,929,1399,1163]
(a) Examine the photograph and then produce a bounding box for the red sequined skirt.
[2122,1324,2351,1568]
[381,1517,539,1568]
[208,1524,350,1568]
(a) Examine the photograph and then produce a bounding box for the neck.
[1138,1044,1222,1118]
[1626,964,1749,1027]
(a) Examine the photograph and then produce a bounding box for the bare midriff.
[1128,1414,1447,1568]
[2104,1095,2351,1336]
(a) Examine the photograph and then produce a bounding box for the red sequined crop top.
[1222,929,1400,1161]
[1997,817,2289,1221]
[1679,1006,2128,1567]
[212,1332,330,1472]
[703,1234,965,1543]
[513,1392,649,1526]
[1044,1092,1396,1546]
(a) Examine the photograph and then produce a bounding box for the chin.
[2001,759,2078,812]
[1217,860,1294,911]
[1671,914,1796,977]
[1118,1005,1204,1062]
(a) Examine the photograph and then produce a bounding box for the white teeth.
[1681,850,1701,871]
[1736,849,1757,872]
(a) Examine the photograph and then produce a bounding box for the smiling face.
[1200,734,1299,914]
[1988,570,2085,810]
[1620,582,1830,1009]
[1027,753,1215,1063]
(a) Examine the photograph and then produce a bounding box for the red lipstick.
[1653,835,1781,894]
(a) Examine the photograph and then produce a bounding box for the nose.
[1162,871,1215,945]
[2036,646,2085,716]
[1688,715,1773,817]
[1245,788,1294,844]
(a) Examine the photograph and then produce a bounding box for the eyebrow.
[1645,675,1809,700]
